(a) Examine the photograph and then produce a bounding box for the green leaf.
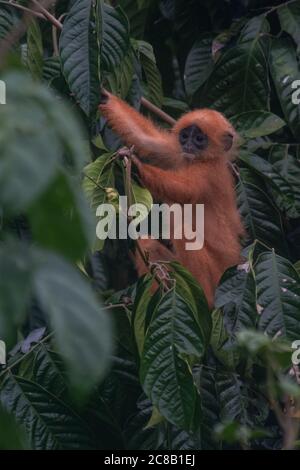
[238,15,270,43]
[28,172,93,262]
[215,265,257,333]
[132,275,153,357]
[210,309,240,369]
[200,18,270,115]
[0,242,33,348]
[255,251,300,341]
[119,0,151,38]
[131,179,153,224]
[33,251,112,396]
[231,111,286,139]
[240,151,300,218]
[105,48,134,98]
[0,4,19,41]
[193,365,221,450]
[83,153,117,251]
[99,4,130,74]
[42,57,61,84]
[278,2,300,55]
[270,37,300,138]
[237,168,286,254]
[0,374,96,449]
[268,147,300,218]
[27,19,43,80]
[140,287,206,431]
[137,40,163,107]
[169,262,211,348]
[0,71,87,213]
[184,34,214,97]
[59,0,101,116]
[0,405,28,450]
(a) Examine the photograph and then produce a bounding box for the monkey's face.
[179,125,208,158]
[174,109,237,162]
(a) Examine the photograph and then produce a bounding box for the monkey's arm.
[99,92,180,167]
[133,157,211,204]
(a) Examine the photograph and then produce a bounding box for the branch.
[121,147,172,291]
[141,96,176,126]
[0,1,44,19]
[30,0,62,30]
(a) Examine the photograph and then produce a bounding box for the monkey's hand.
[117,146,135,160]
[100,88,111,104]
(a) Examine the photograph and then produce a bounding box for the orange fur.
[99,93,244,308]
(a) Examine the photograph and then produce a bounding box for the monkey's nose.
[184,144,194,153]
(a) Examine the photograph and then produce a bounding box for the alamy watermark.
[292,340,300,366]
[95,197,205,251]
[0,80,6,105]
[0,340,6,365]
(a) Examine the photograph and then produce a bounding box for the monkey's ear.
[222,132,234,151]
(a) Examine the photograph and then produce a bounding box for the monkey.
[99,90,245,308]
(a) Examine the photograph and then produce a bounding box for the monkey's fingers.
[130,154,142,171]
[117,146,135,159]
[99,87,111,104]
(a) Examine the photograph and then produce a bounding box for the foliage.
[0,0,299,450]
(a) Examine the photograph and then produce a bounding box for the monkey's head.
[173,109,237,163]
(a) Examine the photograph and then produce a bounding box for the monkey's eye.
[195,134,204,143]
[180,131,189,141]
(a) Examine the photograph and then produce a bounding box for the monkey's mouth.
[182,152,196,161]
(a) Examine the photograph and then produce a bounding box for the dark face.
[179,125,208,156]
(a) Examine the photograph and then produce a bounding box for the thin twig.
[141,96,176,126]
[30,0,62,30]
[0,332,54,378]
[0,1,44,19]
[122,148,171,290]
[52,13,66,55]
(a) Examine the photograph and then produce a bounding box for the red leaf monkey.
[99,91,244,308]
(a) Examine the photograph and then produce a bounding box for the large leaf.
[0,405,27,450]
[215,265,257,334]
[60,0,101,115]
[169,262,211,343]
[132,275,153,357]
[83,153,117,251]
[26,19,43,80]
[119,0,151,38]
[99,3,130,74]
[0,72,87,213]
[237,168,286,254]
[0,242,33,347]
[193,365,221,450]
[0,4,19,41]
[231,111,286,139]
[268,146,300,218]
[200,17,270,115]
[28,172,93,262]
[140,287,207,431]
[240,151,300,218]
[33,251,112,396]
[184,34,214,98]
[0,375,96,449]
[137,40,163,107]
[278,2,300,55]
[255,251,300,341]
[270,37,300,138]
